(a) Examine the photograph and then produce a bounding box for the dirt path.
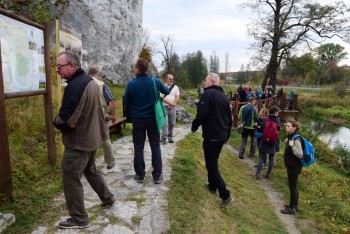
[30,124,300,234]
[225,144,301,234]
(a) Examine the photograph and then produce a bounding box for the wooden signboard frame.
[0,8,56,198]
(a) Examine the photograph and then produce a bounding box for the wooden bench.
[108,117,127,135]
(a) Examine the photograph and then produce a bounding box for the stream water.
[300,116,350,150]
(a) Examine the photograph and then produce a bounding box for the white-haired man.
[191,73,234,208]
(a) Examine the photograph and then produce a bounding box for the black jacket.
[284,132,303,168]
[192,85,232,140]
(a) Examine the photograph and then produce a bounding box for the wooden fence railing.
[230,93,298,127]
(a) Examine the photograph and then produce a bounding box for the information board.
[0,13,45,93]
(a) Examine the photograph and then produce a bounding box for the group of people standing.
[52,52,301,229]
[53,54,181,229]
[237,95,304,215]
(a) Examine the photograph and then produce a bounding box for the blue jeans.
[203,139,230,200]
[132,117,162,179]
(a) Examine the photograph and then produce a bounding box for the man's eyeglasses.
[56,63,71,70]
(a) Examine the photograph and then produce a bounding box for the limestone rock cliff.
[53,0,143,84]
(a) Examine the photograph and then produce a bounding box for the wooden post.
[43,23,57,165]
[0,42,13,198]
[234,101,239,127]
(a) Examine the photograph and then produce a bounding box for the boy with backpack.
[255,106,281,179]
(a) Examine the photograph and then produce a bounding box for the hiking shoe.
[58,218,90,229]
[239,155,244,159]
[160,138,166,143]
[255,173,261,180]
[106,164,115,169]
[206,184,217,195]
[134,175,144,183]
[280,207,296,215]
[101,198,117,209]
[168,139,174,143]
[285,204,298,211]
[154,174,163,184]
[265,173,271,179]
[220,196,234,208]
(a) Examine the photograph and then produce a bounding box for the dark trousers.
[132,117,162,179]
[62,148,114,224]
[287,165,302,209]
[239,128,256,157]
[203,139,230,200]
[256,152,275,176]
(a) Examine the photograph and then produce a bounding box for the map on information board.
[0,13,45,93]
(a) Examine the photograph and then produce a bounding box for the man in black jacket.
[191,73,234,208]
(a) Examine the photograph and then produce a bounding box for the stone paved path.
[31,125,191,234]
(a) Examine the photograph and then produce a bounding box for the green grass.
[0,84,129,234]
[229,126,350,233]
[2,85,350,233]
[169,133,288,233]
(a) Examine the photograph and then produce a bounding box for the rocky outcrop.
[0,213,15,233]
[176,106,192,124]
[52,0,143,84]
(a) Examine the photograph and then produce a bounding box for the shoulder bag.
[153,78,166,132]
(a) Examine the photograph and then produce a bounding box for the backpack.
[262,118,279,143]
[291,134,316,167]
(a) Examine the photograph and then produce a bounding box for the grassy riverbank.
[228,129,350,233]
[1,85,349,233]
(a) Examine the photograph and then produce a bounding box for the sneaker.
[206,184,217,195]
[106,164,115,169]
[168,139,174,143]
[285,204,298,211]
[160,138,166,143]
[154,174,163,184]
[101,197,117,209]
[134,174,144,183]
[58,218,90,229]
[220,196,234,208]
[239,155,244,159]
[255,173,261,180]
[265,173,271,179]
[280,207,296,214]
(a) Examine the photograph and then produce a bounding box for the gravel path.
[31,125,300,234]
[31,125,191,234]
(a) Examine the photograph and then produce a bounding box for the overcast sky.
[143,0,350,73]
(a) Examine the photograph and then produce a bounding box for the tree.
[237,64,245,84]
[158,35,175,75]
[283,53,318,83]
[181,51,208,87]
[139,29,158,75]
[209,51,220,73]
[224,52,230,85]
[1,0,69,22]
[316,43,348,67]
[244,0,350,90]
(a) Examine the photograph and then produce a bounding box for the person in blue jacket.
[124,58,170,184]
